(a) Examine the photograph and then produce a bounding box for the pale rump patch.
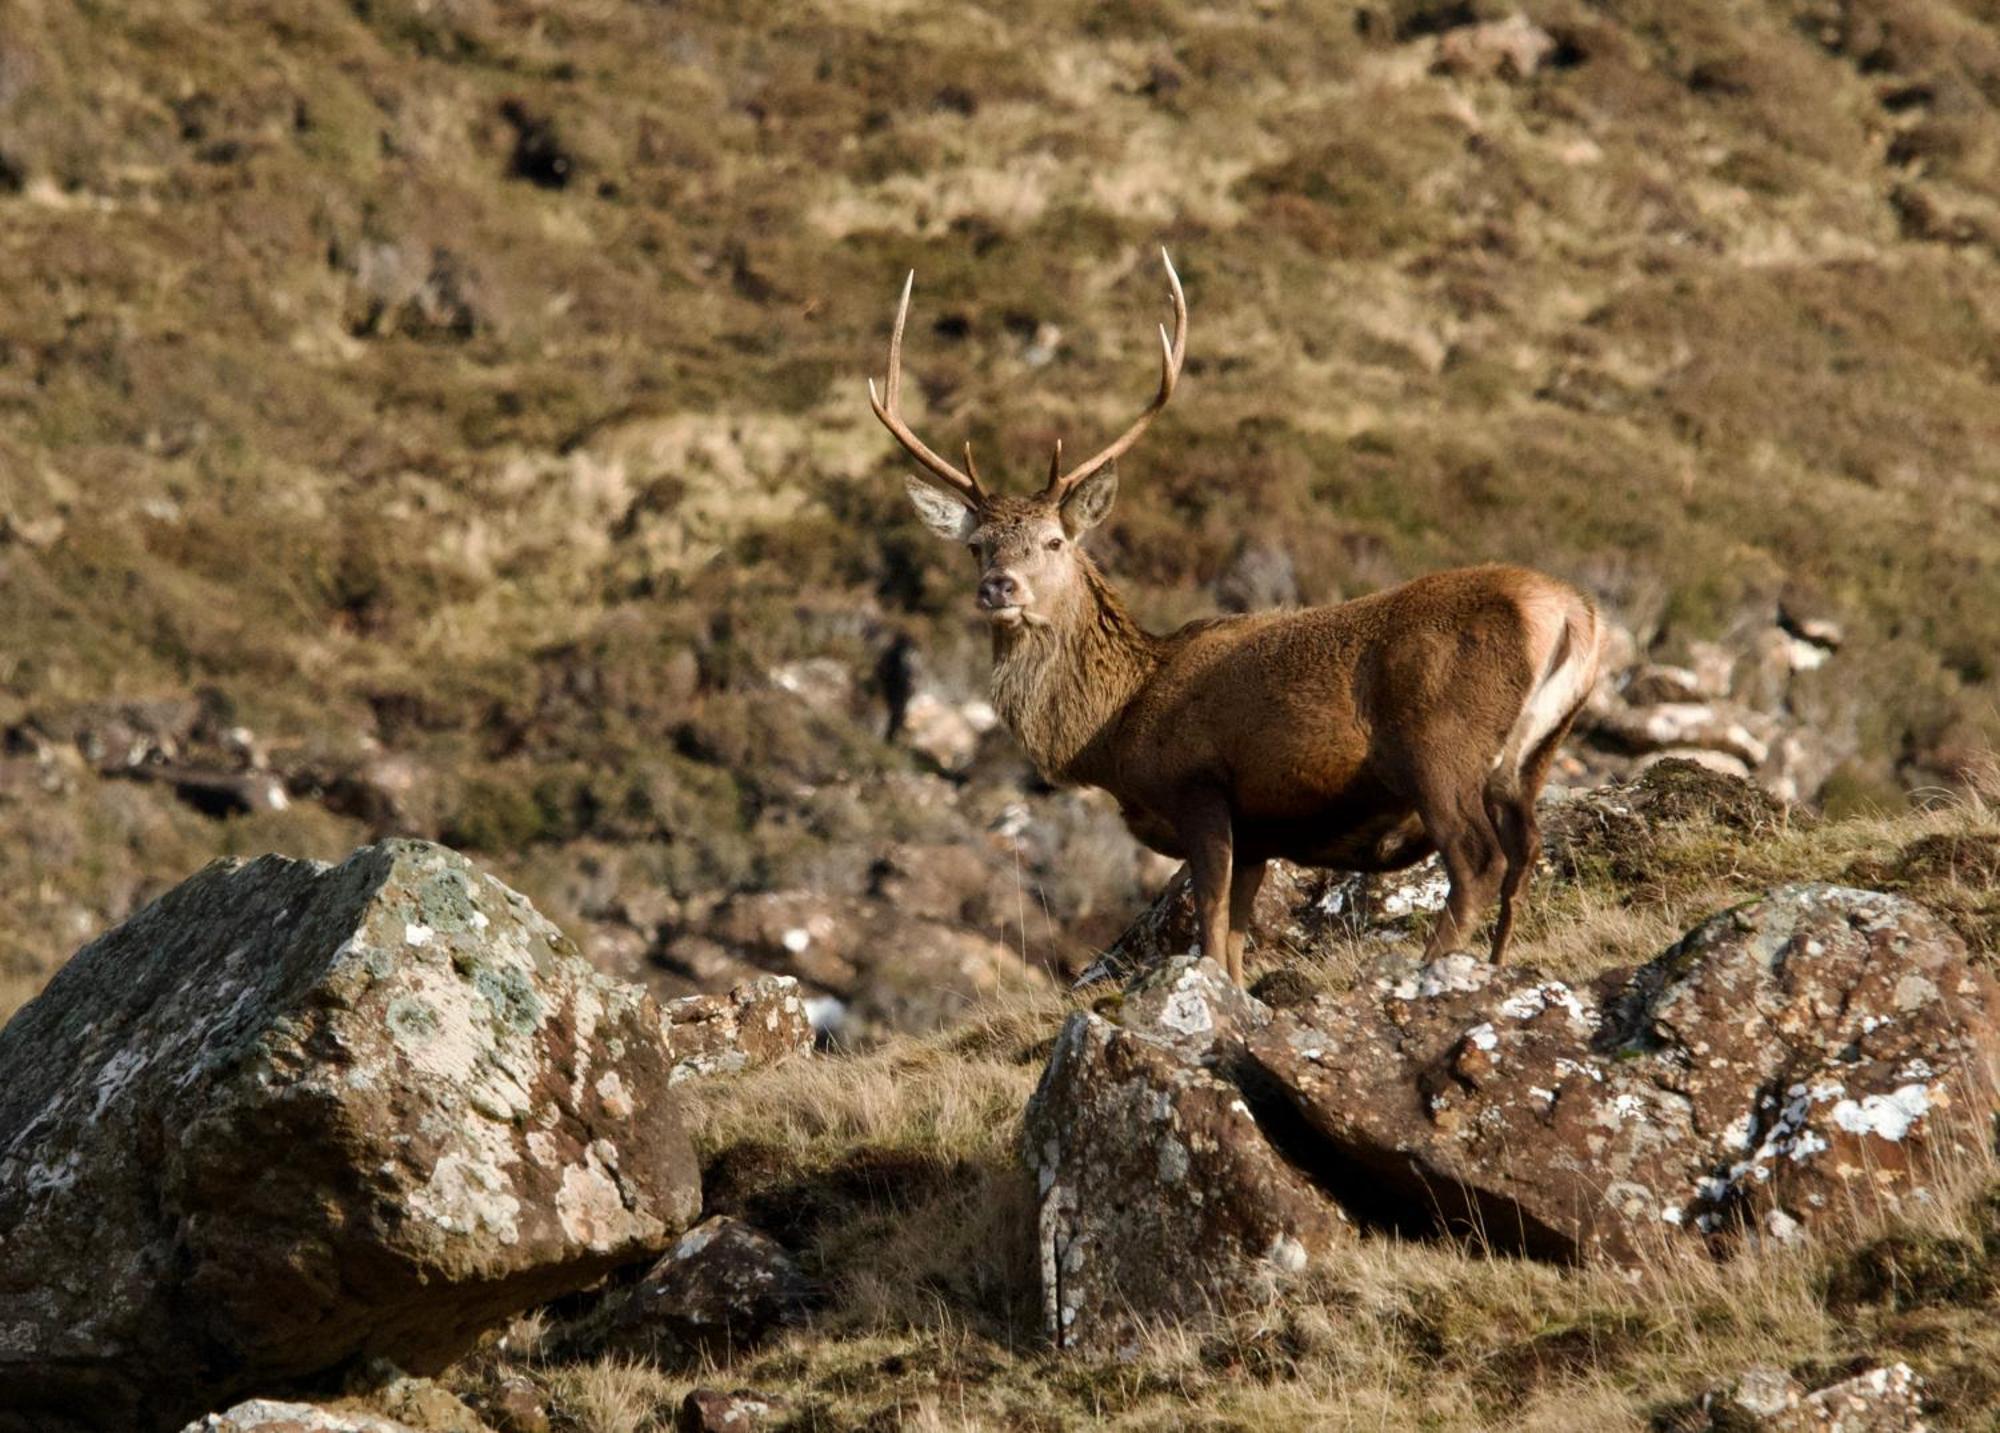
[1495,591,1603,787]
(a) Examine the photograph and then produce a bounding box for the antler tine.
[867,270,987,504]
[1042,247,1188,501]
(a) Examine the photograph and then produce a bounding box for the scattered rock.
[897,688,997,773]
[1244,885,1998,1263]
[475,1376,550,1433]
[1573,611,1853,803]
[699,891,869,991]
[1779,588,1846,653]
[1701,1366,1808,1429]
[177,1404,418,1433]
[767,658,857,722]
[676,1389,785,1433]
[48,696,201,774]
[364,1372,487,1433]
[679,889,1032,1044]
[0,840,702,1432]
[1695,1362,1926,1432]
[1433,15,1559,80]
[1214,541,1300,613]
[1622,663,1709,706]
[1797,1364,1926,1431]
[1021,1011,1349,1354]
[1593,701,1775,770]
[315,752,439,838]
[662,975,814,1083]
[579,1216,817,1360]
[340,241,482,341]
[867,841,998,925]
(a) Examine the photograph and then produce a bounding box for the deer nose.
[977,573,1022,610]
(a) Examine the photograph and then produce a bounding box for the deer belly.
[1117,804,1186,858]
[1245,807,1430,873]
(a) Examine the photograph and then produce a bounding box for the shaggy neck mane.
[989,556,1159,784]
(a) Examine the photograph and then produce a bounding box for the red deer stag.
[868,252,1604,985]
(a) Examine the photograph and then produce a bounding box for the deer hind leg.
[1486,784,1539,963]
[1225,858,1268,987]
[1179,790,1237,982]
[1416,782,1507,962]
[1488,706,1586,960]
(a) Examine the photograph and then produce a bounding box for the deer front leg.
[1225,859,1267,987]
[1179,791,1236,984]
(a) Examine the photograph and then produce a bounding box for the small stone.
[582,1216,816,1360]
[1702,1366,1803,1427]
[1433,15,1559,80]
[1798,1363,1925,1431]
[676,1388,784,1433]
[661,976,814,1085]
[479,1376,551,1433]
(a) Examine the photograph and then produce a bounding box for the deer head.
[869,250,1187,632]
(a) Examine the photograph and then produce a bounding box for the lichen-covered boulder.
[1246,885,2000,1263]
[0,840,702,1432]
[1021,1012,1349,1354]
[662,976,814,1084]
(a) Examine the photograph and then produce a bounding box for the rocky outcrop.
[1021,1002,1350,1354]
[1026,878,2000,1342]
[1247,885,1999,1262]
[662,976,814,1084]
[0,840,702,1433]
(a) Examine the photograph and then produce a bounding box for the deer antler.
[867,271,988,505]
[1041,248,1187,502]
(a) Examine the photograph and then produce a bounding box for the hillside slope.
[2,0,1999,1005]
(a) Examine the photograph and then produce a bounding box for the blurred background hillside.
[3,0,1998,1034]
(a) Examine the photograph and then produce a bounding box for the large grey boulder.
[0,840,702,1432]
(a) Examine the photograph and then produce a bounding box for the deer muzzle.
[977,572,1028,616]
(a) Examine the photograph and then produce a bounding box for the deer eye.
[1045,536,1064,552]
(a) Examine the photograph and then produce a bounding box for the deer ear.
[905,476,979,542]
[1060,465,1118,536]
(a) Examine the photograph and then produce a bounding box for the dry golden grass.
[541,1356,678,1433]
